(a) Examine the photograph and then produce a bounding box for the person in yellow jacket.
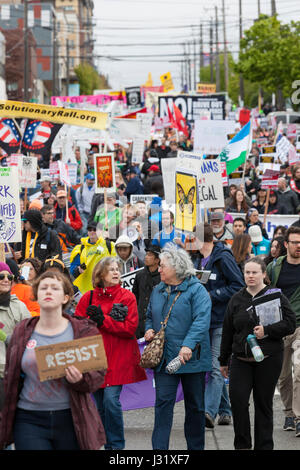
[70,221,116,294]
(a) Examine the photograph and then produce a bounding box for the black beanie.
[22,209,43,231]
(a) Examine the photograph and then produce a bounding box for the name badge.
[40,244,47,249]
[209,273,217,280]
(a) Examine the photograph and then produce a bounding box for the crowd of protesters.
[0,115,299,451]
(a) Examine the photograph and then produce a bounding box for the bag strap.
[162,291,181,329]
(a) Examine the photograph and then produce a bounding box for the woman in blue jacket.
[144,246,212,450]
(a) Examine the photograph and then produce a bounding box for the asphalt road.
[123,392,300,451]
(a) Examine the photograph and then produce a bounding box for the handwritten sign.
[19,156,38,188]
[94,154,116,194]
[35,335,107,382]
[0,166,22,243]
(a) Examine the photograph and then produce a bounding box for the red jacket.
[54,202,83,232]
[75,284,147,387]
[0,315,106,450]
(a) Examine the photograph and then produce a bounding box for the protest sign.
[130,194,157,206]
[288,144,299,166]
[261,169,280,189]
[228,170,244,187]
[51,93,126,107]
[161,158,177,205]
[131,136,145,164]
[19,155,38,188]
[158,94,226,122]
[228,213,298,239]
[196,83,216,94]
[287,124,297,139]
[194,120,236,155]
[220,162,228,186]
[121,268,144,292]
[125,87,142,107]
[35,335,107,382]
[137,113,152,141]
[0,100,108,130]
[276,136,290,163]
[58,161,70,186]
[94,154,116,194]
[67,163,78,185]
[49,161,60,181]
[160,72,174,92]
[109,118,140,143]
[0,166,22,243]
[175,171,198,232]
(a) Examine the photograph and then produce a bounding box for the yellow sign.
[0,100,108,130]
[196,83,217,94]
[175,171,198,233]
[160,72,174,92]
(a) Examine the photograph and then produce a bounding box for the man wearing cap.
[76,173,96,234]
[20,209,62,263]
[41,204,81,254]
[54,190,83,232]
[124,167,144,201]
[248,225,271,256]
[210,209,234,247]
[70,221,116,294]
[132,245,161,339]
[143,165,163,195]
[38,175,55,204]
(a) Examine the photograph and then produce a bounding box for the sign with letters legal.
[0,166,21,243]
[35,335,107,382]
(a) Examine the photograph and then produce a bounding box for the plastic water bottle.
[166,356,182,374]
[247,334,264,362]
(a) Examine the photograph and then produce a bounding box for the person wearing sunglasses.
[70,221,117,294]
[0,262,31,411]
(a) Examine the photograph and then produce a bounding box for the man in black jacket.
[20,209,62,263]
[132,245,161,339]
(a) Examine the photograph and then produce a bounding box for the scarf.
[25,231,39,259]
[0,291,11,307]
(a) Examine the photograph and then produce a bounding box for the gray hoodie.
[115,234,141,275]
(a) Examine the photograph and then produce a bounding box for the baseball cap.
[86,173,95,180]
[56,190,67,198]
[210,212,224,221]
[248,225,263,243]
[148,165,160,173]
[145,245,161,257]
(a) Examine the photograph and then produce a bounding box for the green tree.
[74,62,110,95]
[236,15,300,109]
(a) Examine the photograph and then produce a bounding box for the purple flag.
[120,339,184,411]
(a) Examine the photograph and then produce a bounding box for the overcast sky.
[93,0,300,91]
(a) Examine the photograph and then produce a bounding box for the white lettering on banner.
[45,344,99,368]
[228,213,298,238]
[158,95,226,122]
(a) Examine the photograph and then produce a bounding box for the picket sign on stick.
[0,244,5,263]
[263,188,270,229]
[103,133,109,232]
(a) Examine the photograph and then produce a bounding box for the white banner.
[194,120,236,155]
[228,213,298,238]
[0,166,22,243]
[109,118,141,143]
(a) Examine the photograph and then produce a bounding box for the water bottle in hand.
[166,356,182,374]
[247,334,264,362]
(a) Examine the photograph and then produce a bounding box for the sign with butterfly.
[175,172,198,233]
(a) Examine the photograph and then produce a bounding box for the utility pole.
[184,43,188,91]
[239,0,244,105]
[209,18,214,83]
[200,23,204,69]
[271,0,276,16]
[24,0,29,102]
[187,41,192,92]
[257,0,261,17]
[52,11,57,96]
[193,38,197,92]
[222,0,229,92]
[215,6,220,92]
[66,39,70,96]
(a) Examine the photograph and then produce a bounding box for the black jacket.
[219,286,296,366]
[21,224,62,263]
[132,266,161,339]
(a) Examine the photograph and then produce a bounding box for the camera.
[80,263,87,271]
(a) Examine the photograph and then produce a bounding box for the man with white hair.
[210,209,234,247]
[277,178,299,215]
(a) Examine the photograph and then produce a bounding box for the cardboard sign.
[175,171,198,232]
[35,335,107,382]
[160,72,174,92]
[0,166,22,243]
[196,83,216,94]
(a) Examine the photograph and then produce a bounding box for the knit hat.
[22,209,43,231]
[0,262,12,274]
[29,199,43,210]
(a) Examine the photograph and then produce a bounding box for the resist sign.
[35,335,107,382]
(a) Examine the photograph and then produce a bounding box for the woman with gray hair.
[144,246,212,450]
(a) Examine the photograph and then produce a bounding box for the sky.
[93,0,300,91]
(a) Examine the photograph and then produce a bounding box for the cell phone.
[195,270,211,284]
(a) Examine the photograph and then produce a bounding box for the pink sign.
[51,94,126,107]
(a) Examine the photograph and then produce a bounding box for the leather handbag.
[140,292,181,369]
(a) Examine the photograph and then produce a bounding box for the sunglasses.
[0,273,14,281]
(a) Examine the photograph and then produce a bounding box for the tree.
[236,15,300,109]
[74,63,110,95]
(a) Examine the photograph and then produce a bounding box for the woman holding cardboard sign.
[0,270,107,451]
[75,257,146,450]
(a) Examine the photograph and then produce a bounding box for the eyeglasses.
[287,240,300,245]
[0,273,14,281]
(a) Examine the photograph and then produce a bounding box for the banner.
[194,120,236,155]
[94,154,116,194]
[130,194,158,206]
[35,335,107,382]
[0,166,22,243]
[158,94,226,122]
[175,171,198,232]
[21,120,63,156]
[51,93,126,107]
[0,118,22,155]
[0,100,108,130]
[125,87,142,107]
[228,213,298,239]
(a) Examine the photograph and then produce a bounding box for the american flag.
[0,119,21,155]
[21,120,63,156]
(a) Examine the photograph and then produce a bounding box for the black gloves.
[109,303,128,322]
[86,305,104,328]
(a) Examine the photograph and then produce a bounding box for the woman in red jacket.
[75,256,146,450]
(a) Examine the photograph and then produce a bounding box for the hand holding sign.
[65,365,83,384]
